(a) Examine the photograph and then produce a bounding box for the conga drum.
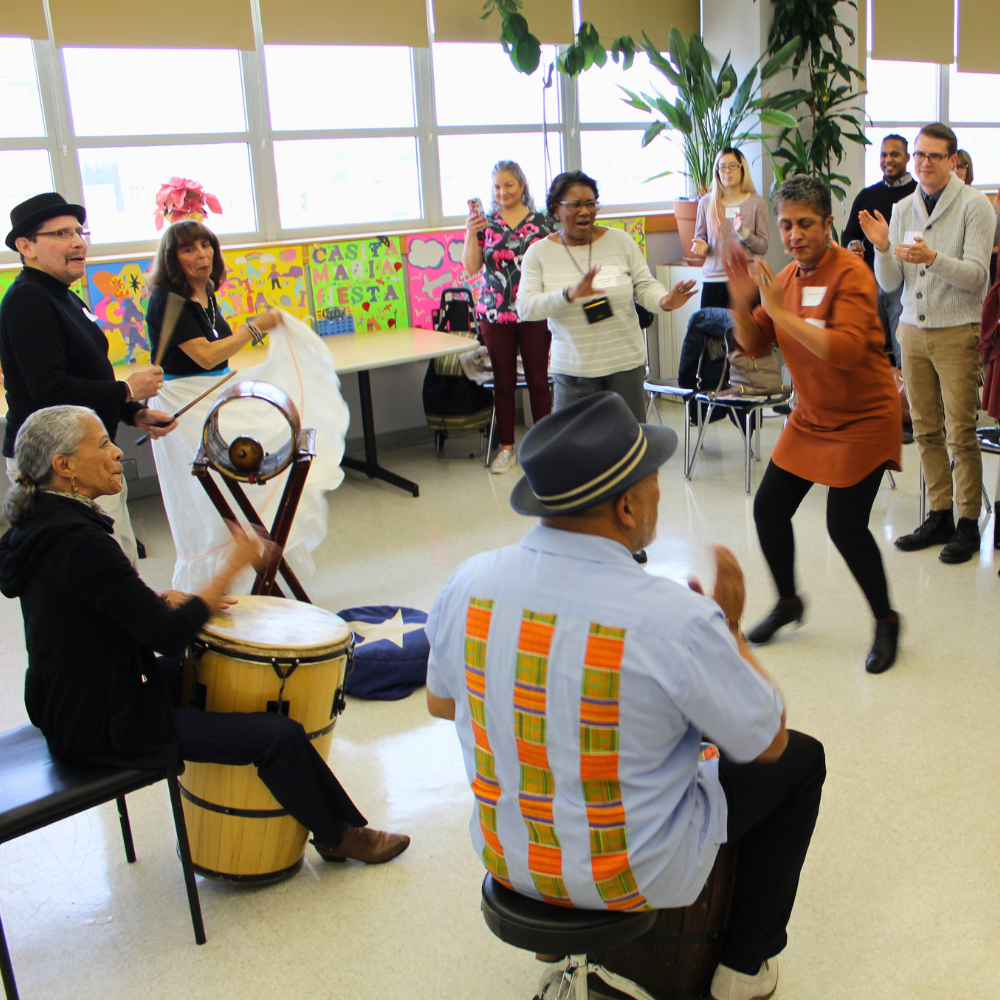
[589,842,738,1000]
[179,596,353,883]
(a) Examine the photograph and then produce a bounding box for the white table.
[234,328,477,497]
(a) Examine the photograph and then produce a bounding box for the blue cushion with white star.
[336,606,429,700]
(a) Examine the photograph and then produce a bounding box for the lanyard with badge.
[560,232,613,324]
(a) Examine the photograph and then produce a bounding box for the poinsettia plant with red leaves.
[154,177,223,231]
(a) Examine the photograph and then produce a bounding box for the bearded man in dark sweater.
[842,135,918,364]
[0,193,176,563]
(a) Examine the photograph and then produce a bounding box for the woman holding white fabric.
[146,221,349,593]
[146,221,280,376]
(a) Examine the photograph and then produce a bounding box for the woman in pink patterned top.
[462,160,554,474]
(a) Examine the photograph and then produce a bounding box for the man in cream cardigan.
[860,122,994,564]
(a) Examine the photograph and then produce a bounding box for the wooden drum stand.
[192,380,314,602]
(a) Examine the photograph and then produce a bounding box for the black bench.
[0,725,204,1000]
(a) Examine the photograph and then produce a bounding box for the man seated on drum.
[424,393,826,1000]
[0,405,409,866]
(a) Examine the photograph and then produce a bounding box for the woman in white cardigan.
[517,170,696,422]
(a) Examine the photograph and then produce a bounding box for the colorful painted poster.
[307,236,408,334]
[217,246,310,333]
[0,269,19,305]
[604,217,646,256]
[1,270,85,305]
[406,230,482,329]
[86,258,155,367]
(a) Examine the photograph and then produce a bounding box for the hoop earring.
[70,476,78,495]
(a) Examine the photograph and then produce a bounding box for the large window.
[1,21,685,259]
[865,57,1000,188]
[60,47,257,242]
[0,38,53,231]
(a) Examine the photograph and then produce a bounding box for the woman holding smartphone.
[462,160,553,474]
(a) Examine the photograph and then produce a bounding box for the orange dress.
[742,246,902,488]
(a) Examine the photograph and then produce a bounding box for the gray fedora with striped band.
[510,391,677,516]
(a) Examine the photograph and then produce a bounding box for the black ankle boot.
[745,597,804,644]
[894,509,955,551]
[866,614,900,674]
[938,518,981,564]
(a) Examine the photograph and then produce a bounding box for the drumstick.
[135,368,238,446]
[152,291,189,368]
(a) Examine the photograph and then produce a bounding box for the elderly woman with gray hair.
[725,176,903,674]
[0,405,409,864]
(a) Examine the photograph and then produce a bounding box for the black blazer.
[0,493,209,769]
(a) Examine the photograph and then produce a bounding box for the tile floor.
[1,401,998,1000]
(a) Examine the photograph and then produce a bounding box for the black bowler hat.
[6,193,86,251]
[510,391,678,516]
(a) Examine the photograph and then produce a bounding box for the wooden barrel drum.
[589,842,738,1000]
[179,596,353,883]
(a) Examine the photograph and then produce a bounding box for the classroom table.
[50,326,475,498]
[231,326,478,497]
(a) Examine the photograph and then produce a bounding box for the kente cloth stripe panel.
[513,609,571,905]
[464,597,511,887]
[580,622,651,911]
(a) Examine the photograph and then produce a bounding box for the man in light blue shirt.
[426,393,826,1000]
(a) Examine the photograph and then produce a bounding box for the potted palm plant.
[621,29,801,262]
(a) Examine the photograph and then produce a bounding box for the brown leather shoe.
[311,827,410,864]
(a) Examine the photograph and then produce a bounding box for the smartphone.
[468,197,484,217]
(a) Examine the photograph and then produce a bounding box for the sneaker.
[894,508,955,551]
[938,517,981,564]
[490,448,517,475]
[710,959,778,1000]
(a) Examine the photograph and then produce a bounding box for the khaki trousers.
[897,322,983,520]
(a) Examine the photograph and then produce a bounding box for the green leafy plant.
[480,0,542,75]
[620,29,802,196]
[762,0,868,204]
[479,0,636,77]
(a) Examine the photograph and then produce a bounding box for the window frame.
[0,18,685,264]
[865,56,1000,191]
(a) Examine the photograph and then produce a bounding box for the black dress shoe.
[866,614,900,674]
[633,549,648,565]
[894,509,955,551]
[938,518,981,563]
[745,597,804,644]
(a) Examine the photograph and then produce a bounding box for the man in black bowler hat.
[1,192,176,562]
[424,392,825,1000]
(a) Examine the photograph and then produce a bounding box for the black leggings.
[753,460,893,620]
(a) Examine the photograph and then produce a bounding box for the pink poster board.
[405,230,482,329]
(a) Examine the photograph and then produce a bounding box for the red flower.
[154,176,223,231]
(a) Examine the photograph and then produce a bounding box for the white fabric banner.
[149,312,349,594]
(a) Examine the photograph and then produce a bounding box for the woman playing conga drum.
[0,405,409,864]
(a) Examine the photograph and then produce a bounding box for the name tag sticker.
[724,206,741,219]
[904,230,923,244]
[82,308,99,324]
[801,286,827,308]
[597,266,629,286]
[805,318,827,329]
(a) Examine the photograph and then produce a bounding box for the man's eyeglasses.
[913,151,948,164]
[559,200,599,212]
[33,227,91,242]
